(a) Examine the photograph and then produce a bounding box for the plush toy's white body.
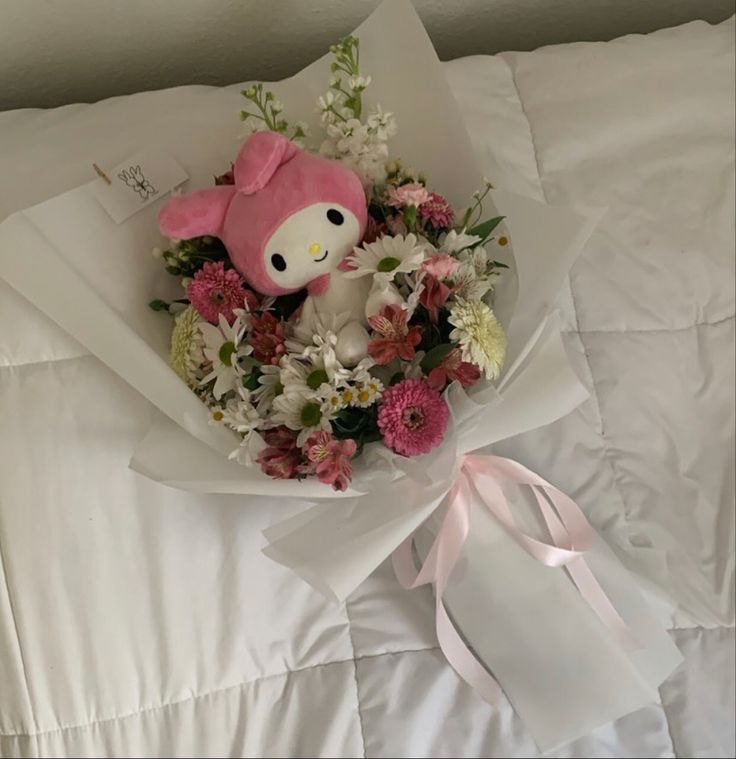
[299,270,372,366]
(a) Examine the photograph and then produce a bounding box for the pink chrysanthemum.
[300,430,357,491]
[188,261,257,325]
[428,347,481,392]
[419,192,454,229]
[257,426,302,480]
[387,182,430,208]
[377,378,450,457]
[249,311,287,365]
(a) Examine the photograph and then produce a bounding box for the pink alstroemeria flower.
[428,347,481,391]
[300,430,357,491]
[367,303,423,365]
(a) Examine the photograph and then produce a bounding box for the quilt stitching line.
[343,601,368,759]
[0,496,39,735]
[0,647,439,740]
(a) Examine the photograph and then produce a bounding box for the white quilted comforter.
[0,16,733,758]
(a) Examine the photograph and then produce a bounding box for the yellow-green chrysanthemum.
[170,305,205,385]
[448,298,506,380]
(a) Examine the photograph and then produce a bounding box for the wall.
[1,0,734,111]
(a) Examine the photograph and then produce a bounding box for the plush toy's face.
[263,201,361,291]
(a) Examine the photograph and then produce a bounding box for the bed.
[0,15,733,758]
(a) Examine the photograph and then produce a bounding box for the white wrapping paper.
[0,0,682,750]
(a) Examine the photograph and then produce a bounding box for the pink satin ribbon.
[392,453,637,706]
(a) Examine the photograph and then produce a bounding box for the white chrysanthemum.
[200,312,251,400]
[272,385,335,446]
[448,299,506,380]
[221,395,262,436]
[344,234,425,280]
[252,363,282,415]
[348,357,376,386]
[170,306,205,386]
[287,317,352,385]
[439,229,482,254]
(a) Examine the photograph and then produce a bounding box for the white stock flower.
[345,234,426,280]
[348,75,372,90]
[200,313,250,400]
[448,299,506,380]
[318,91,336,111]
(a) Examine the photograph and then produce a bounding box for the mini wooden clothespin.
[93,163,112,185]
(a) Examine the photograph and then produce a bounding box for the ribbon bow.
[392,453,637,705]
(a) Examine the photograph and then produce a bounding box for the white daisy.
[344,234,426,280]
[200,312,251,400]
[354,377,384,408]
[448,299,506,380]
[252,363,282,414]
[272,385,335,446]
[287,320,351,385]
[323,388,347,414]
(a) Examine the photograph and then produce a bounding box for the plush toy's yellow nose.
[308,242,321,256]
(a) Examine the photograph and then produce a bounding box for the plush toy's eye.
[326,209,344,226]
[271,253,287,272]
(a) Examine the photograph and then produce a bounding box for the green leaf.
[403,204,417,227]
[420,343,454,374]
[468,215,505,241]
[389,372,404,386]
[242,372,260,392]
[148,299,170,312]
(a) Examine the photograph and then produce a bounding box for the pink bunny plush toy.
[159,131,372,365]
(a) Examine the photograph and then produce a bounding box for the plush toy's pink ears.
[234,131,300,195]
[158,185,236,239]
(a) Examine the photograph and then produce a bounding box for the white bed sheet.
[0,16,733,759]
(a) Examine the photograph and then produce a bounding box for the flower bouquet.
[0,0,681,750]
[152,55,511,490]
